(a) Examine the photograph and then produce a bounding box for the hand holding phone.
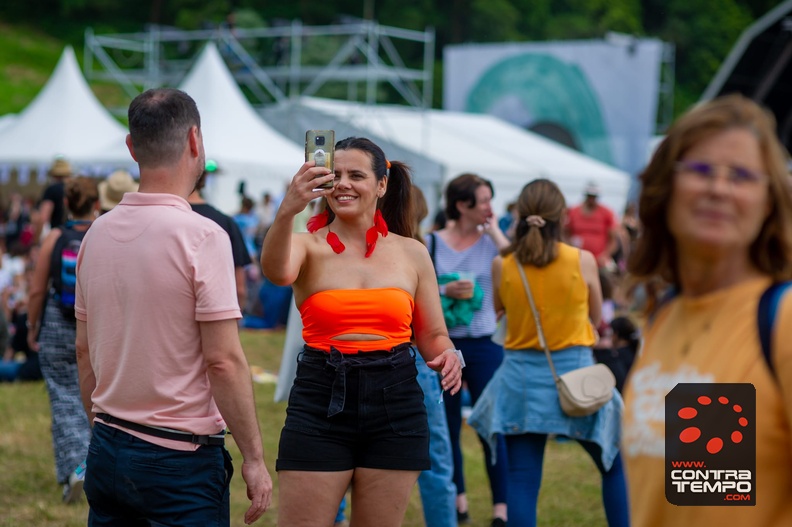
[305,130,335,190]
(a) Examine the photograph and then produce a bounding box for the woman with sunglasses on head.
[261,136,463,527]
[623,94,792,526]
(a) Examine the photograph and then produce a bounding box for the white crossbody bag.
[515,260,615,417]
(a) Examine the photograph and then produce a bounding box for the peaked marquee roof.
[179,43,303,212]
[0,46,129,165]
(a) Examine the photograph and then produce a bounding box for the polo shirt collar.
[118,192,191,211]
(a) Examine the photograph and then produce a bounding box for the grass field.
[0,329,607,526]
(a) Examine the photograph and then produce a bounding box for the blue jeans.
[444,336,508,505]
[85,423,233,526]
[415,355,456,527]
[505,433,629,527]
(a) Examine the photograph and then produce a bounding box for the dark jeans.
[444,336,508,505]
[505,433,629,527]
[85,423,233,526]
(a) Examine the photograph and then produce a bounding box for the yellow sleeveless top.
[501,243,596,350]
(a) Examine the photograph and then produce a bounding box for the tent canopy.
[702,1,792,151]
[179,43,304,213]
[264,97,630,216]
[0,47,130,168]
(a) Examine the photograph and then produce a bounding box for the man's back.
[76,193,240,442]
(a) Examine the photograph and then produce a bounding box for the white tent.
[0,114,16,134]
[263,97,632,217]
[0,47,132,173]
[178,43,304,214]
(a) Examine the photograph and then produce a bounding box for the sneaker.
[491,518,507,527]
[457,510,471,524]
[62,462,86,504]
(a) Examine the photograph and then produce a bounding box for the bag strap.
[428,232,438,275]
[758,281,792,377]
[514,259,561,382]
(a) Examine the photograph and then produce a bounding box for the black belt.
[96,413,225,446]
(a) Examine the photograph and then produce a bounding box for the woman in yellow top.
[261,136,463,527]
[623,95,792,526]
[468,178,628,527]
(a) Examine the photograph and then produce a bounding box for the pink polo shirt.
[75,192,241,450]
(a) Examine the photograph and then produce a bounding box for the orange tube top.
[299,288,414,354]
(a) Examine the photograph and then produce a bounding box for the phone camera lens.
[315,136,326,146]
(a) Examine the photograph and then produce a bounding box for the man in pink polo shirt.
[565,181,619,268]
[75,88,272,526]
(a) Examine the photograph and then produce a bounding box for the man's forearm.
[207,356,265,462]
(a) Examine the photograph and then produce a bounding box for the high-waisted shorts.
[276,343,430,472]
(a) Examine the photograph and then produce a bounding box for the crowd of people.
[2,89,791,527]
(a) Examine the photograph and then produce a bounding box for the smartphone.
[305,130,335,190]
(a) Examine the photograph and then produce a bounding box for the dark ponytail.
[334,137,415,239]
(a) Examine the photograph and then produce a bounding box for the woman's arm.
[483,219,510,250]
[260,162,334,286]
[27,229,61,351]
[580,249,603,327]
[410,239,463,395]
[492,255,505,319]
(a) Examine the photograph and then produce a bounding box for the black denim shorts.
[276,344,430,472]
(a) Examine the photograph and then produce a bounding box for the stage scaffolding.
[83,20,435,111]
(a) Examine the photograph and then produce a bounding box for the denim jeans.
[505,433,629,527]
[85,423,232,526]
[444,336,508,505]
[415,354,457,527]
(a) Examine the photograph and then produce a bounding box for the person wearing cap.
[34,157,73,243]
[98,170,139,214]
[565,181,619,268]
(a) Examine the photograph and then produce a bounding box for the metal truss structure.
[83,19,435,109]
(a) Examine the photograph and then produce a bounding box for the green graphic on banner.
[466,53,613,166]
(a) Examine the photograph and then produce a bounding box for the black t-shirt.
[190,203,253,268]
[40,181,66,229]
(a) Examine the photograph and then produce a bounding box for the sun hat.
[98,170,139,211]
[48,158,73,178]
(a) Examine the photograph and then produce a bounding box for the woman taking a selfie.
[468,178,628,527]
[261,136,463,526]
[623,95,792,526]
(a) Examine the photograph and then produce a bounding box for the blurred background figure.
[234,195,260,260]
[255,191,277,248]
[565,181,619,270]
[27,176,99,504]
[188,170,250,310]
[33,157,73,243]
[0,256,42,383]
[411,185,458,527]
[428,173,510,526]
[98,169,138,214]
[624,94,792,527]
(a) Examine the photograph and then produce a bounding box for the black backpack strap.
[757,281,792,377]
[428,232,437,275]
[647,285,678,326]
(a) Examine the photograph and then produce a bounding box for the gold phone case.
[305,130,335,189]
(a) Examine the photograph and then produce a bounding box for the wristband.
[445,348,466,368]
